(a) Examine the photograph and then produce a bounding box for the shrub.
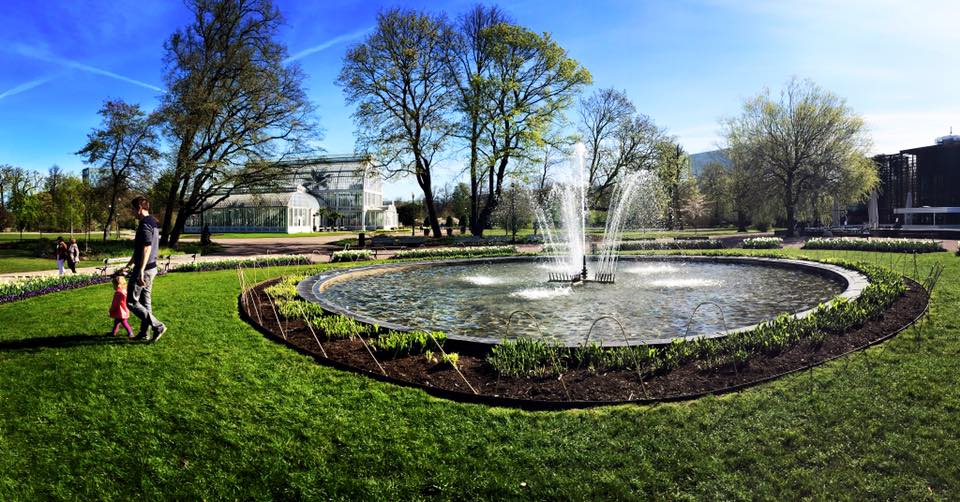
[741,237,783,249]
[616,240,723,251]
[803,237,943,253]
[392,245,517,260]
[331,249,373,262]
[173,255,309,272]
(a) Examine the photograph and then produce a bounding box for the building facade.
[872,134,960,229]
[184,155,399,233]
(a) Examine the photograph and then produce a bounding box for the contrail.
[284,26,373,63]
[0,74,60,100]
[14,44,164,93]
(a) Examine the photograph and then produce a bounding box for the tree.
[697,161,732,226]
[338,8,456,238]
[45,165,64,231]
[159,0,316,246]
[494,183,533,243]
[76,100,161,240]
[449,4,510,238]
[654,141,695,230]
[471,22,590,235]
[723,78,875,236]
[578,88,663,207]
[395,201,423,228]
[10,192,41,239]
[450,182,471,225]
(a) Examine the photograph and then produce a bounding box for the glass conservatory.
[184,155,391,234]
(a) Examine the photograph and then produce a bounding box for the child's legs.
[121,318,133,336]
[112,319,122,335]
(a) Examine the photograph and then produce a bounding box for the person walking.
[54,237,68,276]
[123,196,167,342]
[67,238,80,274]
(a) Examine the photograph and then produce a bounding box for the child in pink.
[109,275,134,337]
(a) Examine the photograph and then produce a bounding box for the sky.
[0,0,957,201]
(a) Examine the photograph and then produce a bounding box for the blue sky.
[1,0,957,200]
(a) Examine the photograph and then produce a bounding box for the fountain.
[538,143,662,284]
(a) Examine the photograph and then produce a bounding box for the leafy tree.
[697,161,732,226]
[10,192,41,239]
[654,141,695,230]
[471,22,590,235]
[723,78,876,236]
[338,8,456,238]
[159,0,316,246]
[76,99,161,240]
[395,201,423,228]
[449,5,510,237]
[450,182,471,225]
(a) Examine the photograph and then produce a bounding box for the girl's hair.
[112,275,126,289]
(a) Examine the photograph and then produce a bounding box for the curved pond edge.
[296,255,870,348]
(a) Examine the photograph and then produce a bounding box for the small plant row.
[803,237,943,253]
[331,249,373,262]
[0,255,311,306]
[392,245,518,260]
[741,237,783,249]
[486,259,906,378]
[0,272,111,305]
[617,240,724,251]
[264,274,447,354]
[172,255,310,272]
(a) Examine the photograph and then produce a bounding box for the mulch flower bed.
[242,279,928,409]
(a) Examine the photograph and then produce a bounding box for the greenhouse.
[184,155,397,233]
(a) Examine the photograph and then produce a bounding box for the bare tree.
[159,0,317,246]
[578,88,663,207]
[338,8,457,238]
[76,100,161,240]
[723,78,875,236]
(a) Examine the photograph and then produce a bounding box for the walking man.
[124,196,167,342]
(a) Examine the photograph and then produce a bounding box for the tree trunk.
[784,174,796,237]
[168,207,190,247]
[468,123,483,237]
[103,185,119,241]
[736,210,748,232]
[423,189,441,238]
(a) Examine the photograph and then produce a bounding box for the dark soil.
[241,279,928,408]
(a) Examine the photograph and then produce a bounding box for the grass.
[0,249,55,273]
[0,250,958,498]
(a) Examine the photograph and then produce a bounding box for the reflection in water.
[321,260,844,344]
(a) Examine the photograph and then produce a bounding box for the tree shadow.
[0,333,140,352]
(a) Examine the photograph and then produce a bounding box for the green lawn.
[0,250,958,498]
[0,249,56,273]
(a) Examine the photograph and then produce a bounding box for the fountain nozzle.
[581,255,588,281]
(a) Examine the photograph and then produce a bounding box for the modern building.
[872,133,960,230]
[184,155,399,233]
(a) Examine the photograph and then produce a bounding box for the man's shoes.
[129,331,149,341]
[152,324,167,343]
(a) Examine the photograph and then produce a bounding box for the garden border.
[242,275,928,410]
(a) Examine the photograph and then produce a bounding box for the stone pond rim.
[295,255,870,350]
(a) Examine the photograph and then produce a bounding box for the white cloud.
[13,44,164,93]
[0,74,61,100]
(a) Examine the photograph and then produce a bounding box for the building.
[688,149,731,178]
[184,155,399,233]
[872,133,960,230]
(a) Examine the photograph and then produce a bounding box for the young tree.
[494,183,533,243]
[450,182,471,225]
[472,23,590,235]
[654,141,694,230]
[77,100,161,241]
[697,161,732,226]
[723,78,875,236]
[160,0,317,246]
[338,8,456,238]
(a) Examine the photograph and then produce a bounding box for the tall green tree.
[160,0,316,246]
[723,78,876,236]
[471,23,590,235]
[654,141,695,230]
[450,182,471,225]
[76,99,161,241]
[339,8,456,238]
[449,5,510,237]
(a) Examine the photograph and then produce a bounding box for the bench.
[97,254,178,276]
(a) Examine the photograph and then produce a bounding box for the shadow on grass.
[0,333,141,352]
